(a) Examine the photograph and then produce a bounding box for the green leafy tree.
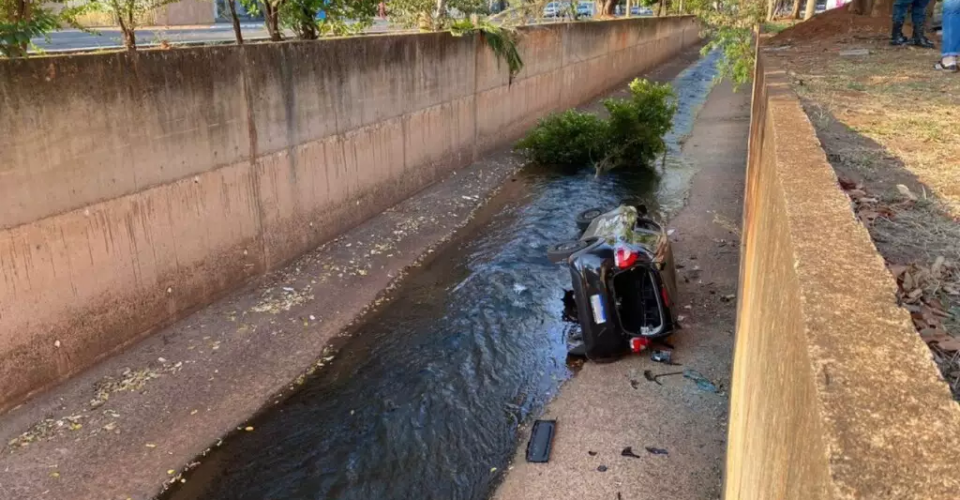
[87,0,184,50]
[686,0,766,87]
[240,0,285,40]
[388,0,487,29]
[240,0,375,41]
[1,0,91,57]
[516,78,677,172]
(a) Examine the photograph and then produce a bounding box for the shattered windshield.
[581,205,661,249]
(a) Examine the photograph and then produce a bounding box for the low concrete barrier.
[724,53,960,499]
[0,17,699,413]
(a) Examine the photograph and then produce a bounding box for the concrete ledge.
[724,53,960,499]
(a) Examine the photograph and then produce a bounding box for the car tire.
[575,207,604,231]
[547,240,590,263]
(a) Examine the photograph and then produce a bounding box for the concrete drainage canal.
[161,51,721,500]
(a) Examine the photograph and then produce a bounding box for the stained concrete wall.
[724,54,960,499]
[0,17,699,413]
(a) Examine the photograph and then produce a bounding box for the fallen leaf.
[887,264,909,278]
[838,177,857,190]
[167,470,176,475]
[932,256,945,278]
[847,189,867,199]
[244,426,254,432]
[896,184,917,201]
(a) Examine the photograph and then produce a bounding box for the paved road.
[33,20,392,52]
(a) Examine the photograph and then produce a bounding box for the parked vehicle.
[630,5,653,15]
[576,1,595,17]
[548,204,679,362]
[543,1,567,17]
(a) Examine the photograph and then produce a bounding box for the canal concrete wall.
[724,53,960,499]
[0,17,699,413]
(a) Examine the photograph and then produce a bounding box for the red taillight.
[615,247,638,269]
[660,284,671,307]
[630,337,651,353]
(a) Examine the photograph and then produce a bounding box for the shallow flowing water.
[162,50,720,500]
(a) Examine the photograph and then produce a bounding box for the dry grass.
[786,47,960,215]
[769,32,960,397]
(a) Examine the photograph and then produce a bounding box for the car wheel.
[575,207,604,231]
[547,239,590,263]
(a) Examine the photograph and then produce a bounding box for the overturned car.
[548,204,679,362]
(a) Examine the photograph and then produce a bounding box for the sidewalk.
[494,79,750,500]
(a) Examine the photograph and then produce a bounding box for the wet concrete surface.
[494,77,750,500]
[159,49,724,500]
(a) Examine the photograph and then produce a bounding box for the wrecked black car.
[548,204,679,362]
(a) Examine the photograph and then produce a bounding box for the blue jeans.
[893,0,931,30]
[945,0,960,57]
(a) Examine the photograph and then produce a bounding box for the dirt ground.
[494,80,750,500]
[766,13,960,397]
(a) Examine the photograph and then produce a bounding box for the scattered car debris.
[525,420,556,463]
[643,369,684,385]
[651,349,674,364]
[588,450,598,456]
[597,465,609,472]
[683,369,720,393]
[644,447,669,456]
[621,446,641,458]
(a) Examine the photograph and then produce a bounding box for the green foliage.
[450,18,523,83]
[1,0,92,57]
[86,0,185,49]
[701,26,755,90]
[687,0,764,88]
[515,110,610,165]
[516,78,677,172]
[598,78,677,170]
[0,8,57,57]
[388,0,488,30]
[280,0,378,39]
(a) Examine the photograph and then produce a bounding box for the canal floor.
[161,51,734,500]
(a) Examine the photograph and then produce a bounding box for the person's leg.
[892,0,913,45]
[941,0,960,69]
[911,0,935,47]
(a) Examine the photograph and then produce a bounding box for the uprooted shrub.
[515,78,676,172]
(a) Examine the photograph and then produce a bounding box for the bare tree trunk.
[767,0,776,20]
[263,1,282,41]
[596,0,615,17]
[626,0,632,16]
[116,9,137,51]
[226,0,244,44]
[433,0,447,23]
[658,0,665,16]
[803,0,816,19]
[791,0,802,18]
[10,0,31,56]
[298,7,318,39]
